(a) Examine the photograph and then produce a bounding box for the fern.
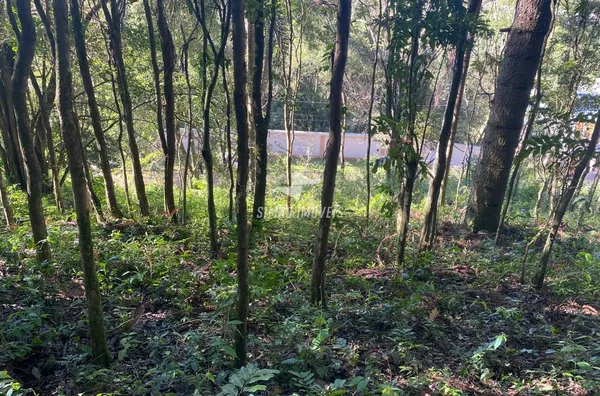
[217,364,279,396]
[289,370,324,395]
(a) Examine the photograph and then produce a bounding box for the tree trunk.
[181,23,198,225]
[30,73,64,213]
[439,0,480,206]
[340,92,347,169]
[533,112,600,288]
[495,62,545,244]
[156,0,177,222]
[231,0,250,366]
[223,65,234,222]
[251,0,268,221]
[397,160,418,265]
[419,0,480,251]
[0,164,14,228]
[107,53,132,213]
[143,0,167,156]
[12,0,51,261]
[72,0,121,218]
[0,39,26,187]
[310,0,351,306]
[101,0,150,217]
[578,168,600,227]
[534,176,547,223]
[366,0,382,224]
[54,0,109,366]
[250,0,275,221]
[466,0,552,232]
[195,0,231,256]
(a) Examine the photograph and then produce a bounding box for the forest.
[1,0,600,393]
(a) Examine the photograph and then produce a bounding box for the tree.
[533,113,600,288]
[232,0,250,366]
[156,0,177,222]
[0,164,14,228]
[54,0,110,366]
[72,0,122,219]
[11,0,51,261]
[310,0,352,306]
[101,0,150,217]
[0,1,25,187]
[194,0,232,255]
[365,0,382,224]
[181,22,199,224]
[466,0,552,232]
[251,0,276,221]
[439,1,481,206]
[419,0,482,251]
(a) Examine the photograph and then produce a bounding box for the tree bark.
[251,0,275,221]
[439,12,479,206]
[72,0,122,218]
[0,164,14,228]
[365,0,382,224]
[533,112,600,288]
[181,23,198,225]
[194,0,231,255]
[54,0,109,366]
[143,0,167,156]
[223,64,235,222]
[466,0,552,232]
[12,0,51,261]
[101,0,150,217]
[0,2,25,187]
[156,0,177,222]
[310,0,351,306]
[578,168,600,227]
[419,0,481,251]
[30,73,64,213]
[495,60,545,243]
[232,0,250,367]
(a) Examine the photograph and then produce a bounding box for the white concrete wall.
[267,129,480,167]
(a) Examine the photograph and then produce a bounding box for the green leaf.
[281,358,298,365]
[223,345,238,359]
[577,361,592,371]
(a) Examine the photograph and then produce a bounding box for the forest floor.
[1,163,600,395]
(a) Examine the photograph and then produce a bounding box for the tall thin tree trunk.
[107,55,132,214]
[439,0,481,205]
[310,0,351,306]
[534,176,547,223]
[54,0,109,366]
[12,0,51,261]
[396,0,422,266]
[223,65,234,222]
[157,0,177,222]
[466,0,552,232]
[533,112,600,288]
[72,0,121,218]
[419,0,481,251]
[366,0,382,224]
[101,0,150,217]
[195,0,231,255]
[181,24,198,225]
[30,74,63,213]
[578,168,599,227]
[231,0,250,366]
[0,165,14,228]
[340,92,347,169]
[0,3,26,187]
[251,0,269,221]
